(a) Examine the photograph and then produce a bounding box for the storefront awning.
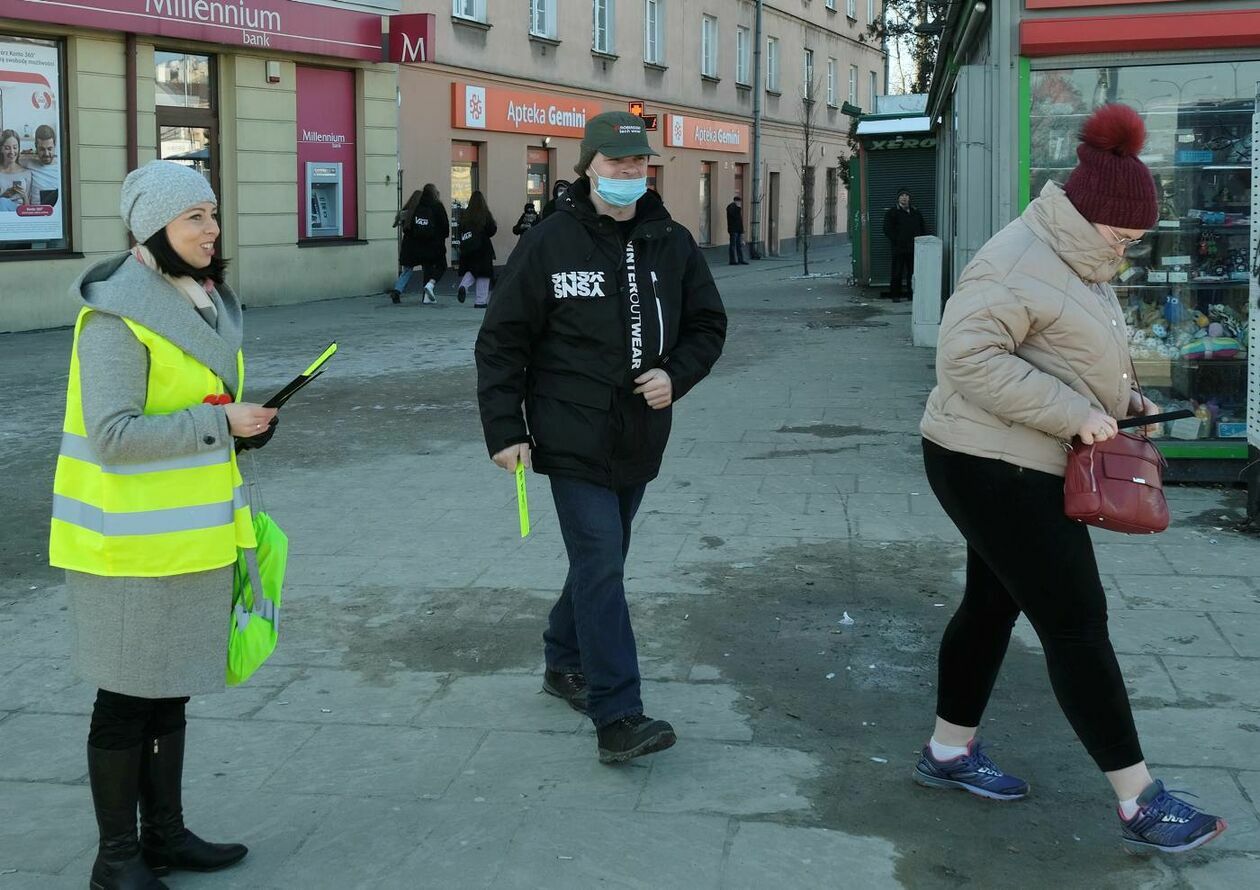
[855,117,933,136]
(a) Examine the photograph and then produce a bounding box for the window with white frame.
[868,0,876,23]
[869,70,878,109]
[826,0,836,10]
[847,0,857,19]
[644,0,663,64]
[767,36,779,92]
[701,15,718,78]
[453,0,486,22]
[530,0,556,38]
[736,26,750,84]
[827,58,837,106]
[848,64,858,104]
[802,49,814,99]
[593,0,615,53]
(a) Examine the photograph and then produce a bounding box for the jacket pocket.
[526,371,616,462]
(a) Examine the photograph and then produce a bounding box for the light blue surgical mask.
[592,173,647,207]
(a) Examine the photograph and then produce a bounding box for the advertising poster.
[0,36,64,244]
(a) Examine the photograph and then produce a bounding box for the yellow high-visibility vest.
[50,308,256,577]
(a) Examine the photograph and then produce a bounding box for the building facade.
[0,0,399,332]
[926,0,1260,480]
[397,0,885,262]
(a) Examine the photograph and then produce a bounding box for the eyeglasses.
[1104,225,1145,247]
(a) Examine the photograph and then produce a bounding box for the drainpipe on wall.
[125,33,138,175]
[750,0,764,259]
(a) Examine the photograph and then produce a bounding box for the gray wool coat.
[66,252,246,698]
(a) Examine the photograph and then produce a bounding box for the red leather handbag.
[1064,430,1170,534]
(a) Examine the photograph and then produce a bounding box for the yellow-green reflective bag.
[226,510,287,686]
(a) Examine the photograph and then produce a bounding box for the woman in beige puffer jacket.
[912,104,1227,854]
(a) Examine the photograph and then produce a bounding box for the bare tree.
[788,75,826,276]
[869,0,941,94]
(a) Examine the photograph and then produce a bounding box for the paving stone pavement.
[1,243,1257,888]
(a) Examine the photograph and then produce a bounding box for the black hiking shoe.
[388,290,401,304]
[542,670,588,713]
[596,714,676,764]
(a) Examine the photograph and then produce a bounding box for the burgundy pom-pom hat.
[1063,103,1159,231]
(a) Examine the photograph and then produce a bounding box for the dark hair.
[35,124,56,143]
[523,203,536,212]
[420,182,439,204]
[144,226,228,285]
[398,189,423,228]
[898,189,911,198]
[461,190,494,233]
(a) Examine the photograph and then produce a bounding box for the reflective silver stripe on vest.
[52,488,246,537]
[59,432,230,475]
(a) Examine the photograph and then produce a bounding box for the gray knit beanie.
[120,160,217,243]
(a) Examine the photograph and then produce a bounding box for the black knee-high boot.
[139,728,248,875]
[87,744,168,890]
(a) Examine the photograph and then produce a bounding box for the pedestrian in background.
[883,188,925,302]
[456,190,497,308]
[539,179,570,221]
[390,183,449,305]
[476,112,726,764]
[726,195,748,265]
[916,104,1226,854]
[512,202,540,236]
[50,161,278,889]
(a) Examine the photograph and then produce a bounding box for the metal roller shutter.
[866,149,937,287]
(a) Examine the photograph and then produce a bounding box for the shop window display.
[1030,62,1257,447]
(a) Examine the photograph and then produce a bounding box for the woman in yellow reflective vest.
[50,161,277,890]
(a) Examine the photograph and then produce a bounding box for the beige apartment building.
[0,0,399,332]
[399,0,885,259]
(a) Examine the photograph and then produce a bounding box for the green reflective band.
[516,461,530,538]
[53,488,246,536]
[60,433,230,475]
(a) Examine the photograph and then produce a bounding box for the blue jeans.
[546,475,647,727]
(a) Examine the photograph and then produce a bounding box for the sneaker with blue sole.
[1120,780,1227,854]
[913,739,1030,801]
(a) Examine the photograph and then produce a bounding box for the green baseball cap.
[581,111,658,158]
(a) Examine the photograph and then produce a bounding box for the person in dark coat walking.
[883,189,926,301]
[726,195,748,265]
[539,179,571,221]
[476,112,726,764]
[512,203,540,235]
[390,184,449,304]
[456,190,497,308]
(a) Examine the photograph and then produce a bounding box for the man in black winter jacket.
[476,112,726,764]
[726,196,748,265]
[883,189,926,301]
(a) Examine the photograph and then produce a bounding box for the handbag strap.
[243,449,267,515]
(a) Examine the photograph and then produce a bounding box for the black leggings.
[88,689,189,750]
[922,439,1143,772]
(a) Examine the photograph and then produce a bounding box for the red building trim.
[1021,9,1260,57]
[1026,0,1181,8]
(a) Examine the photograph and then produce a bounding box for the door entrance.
[767,171,780,256]
[698,161,713,245]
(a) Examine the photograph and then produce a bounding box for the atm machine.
[306,162,343,238]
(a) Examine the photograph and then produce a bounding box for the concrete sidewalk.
[0,242,1256,889]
